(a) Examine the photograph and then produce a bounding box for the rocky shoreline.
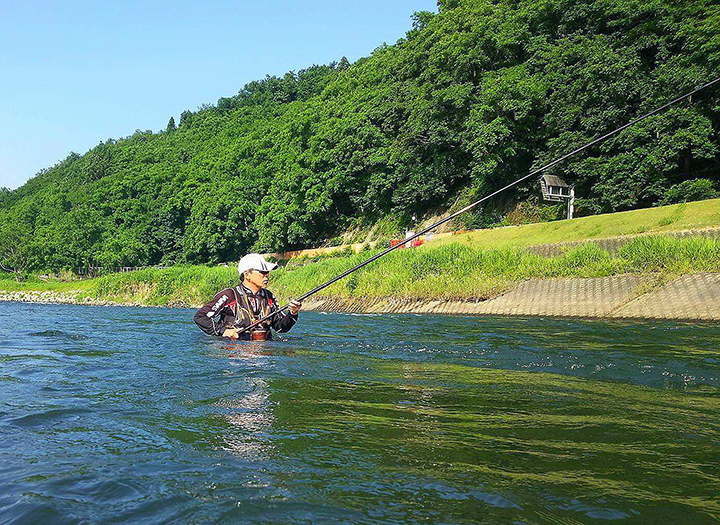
[0,289,199,308]
[0,290,123,306]
[2,272,719,321]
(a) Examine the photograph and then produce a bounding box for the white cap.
[237,253,278,275]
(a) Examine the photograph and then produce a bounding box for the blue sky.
[0,0,437,190]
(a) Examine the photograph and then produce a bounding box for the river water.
[0,301,718,524]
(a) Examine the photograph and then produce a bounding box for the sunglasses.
[254,269,270,275]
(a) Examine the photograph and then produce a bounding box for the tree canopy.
[1,0,718,272]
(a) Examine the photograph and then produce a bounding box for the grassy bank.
[271,235,720,301]
[428,199,720,250]
[0,265,235,306]
[2,235,719,306]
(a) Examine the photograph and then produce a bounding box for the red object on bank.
[389,239,424,248]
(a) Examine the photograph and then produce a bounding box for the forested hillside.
[1,0,718,273]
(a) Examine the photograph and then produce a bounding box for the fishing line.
[235,75,720,335]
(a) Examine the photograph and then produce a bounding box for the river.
[0,302,718,523]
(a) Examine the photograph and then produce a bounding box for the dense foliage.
[1,0,719,272]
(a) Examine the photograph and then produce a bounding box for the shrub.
[502,199,563,226]
[659,179,719,205]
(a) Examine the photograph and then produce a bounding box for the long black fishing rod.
[235,76,720,336]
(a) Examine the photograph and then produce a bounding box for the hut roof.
[541,174,569,187]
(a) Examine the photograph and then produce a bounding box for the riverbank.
[2,234,719,321]
[302,272,720,321]
[2,271,718,321]
[0,290,125,307]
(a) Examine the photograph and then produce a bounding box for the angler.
[193,253,301,341]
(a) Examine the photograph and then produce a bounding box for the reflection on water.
[224,340,296,359]
[220,377,274,459]
[0,303,718,523]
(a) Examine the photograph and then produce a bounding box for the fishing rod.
[234,75,720,336]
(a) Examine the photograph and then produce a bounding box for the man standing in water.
[194,253,301,340]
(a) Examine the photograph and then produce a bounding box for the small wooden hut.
[540,174,575,219]
[540,175,571,202]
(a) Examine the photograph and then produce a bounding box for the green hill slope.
[428,198,720,249]
[1,0,718,275]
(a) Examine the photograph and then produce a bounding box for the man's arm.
[270,296,300,333]
[193,290,235,336]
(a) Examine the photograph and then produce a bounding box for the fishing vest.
[231,285,274,330]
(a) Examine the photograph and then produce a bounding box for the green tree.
[1,0,718,270]
[0,222,33,280]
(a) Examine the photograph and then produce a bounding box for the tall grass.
[0,273,94,293]
[618,236,720,273]
[271,241,622,301]
[271,236,720,301]
[3,236,718,305]
[92,265,237,305]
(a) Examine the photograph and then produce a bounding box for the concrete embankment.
[302,272,720,321]
[2,272,718,321]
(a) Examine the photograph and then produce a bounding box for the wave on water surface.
[30,329,88,340]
